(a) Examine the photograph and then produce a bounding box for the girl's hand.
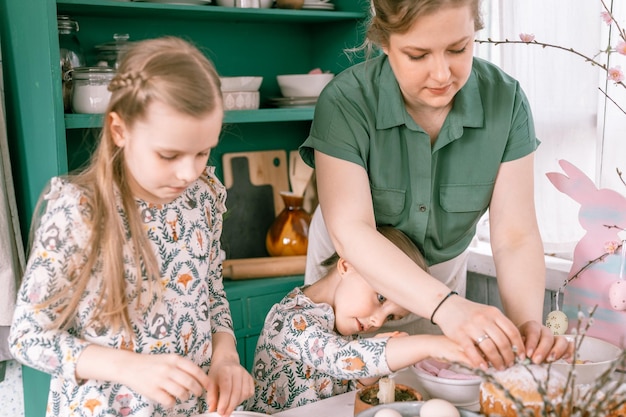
[429,336,472,366]
[121,353,210,408]
[518,320,573,364]
[374,331,409,338]
[205,358,254,416]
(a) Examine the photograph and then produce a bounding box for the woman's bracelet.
[430,290,458,325]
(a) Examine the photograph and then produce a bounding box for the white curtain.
[476,0,626,257]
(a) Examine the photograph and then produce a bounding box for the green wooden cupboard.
[0,0,368,415]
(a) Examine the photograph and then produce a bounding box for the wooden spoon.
[289,150,314,198]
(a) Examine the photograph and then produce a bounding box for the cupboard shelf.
[57,0,367,22]
[64,107,315,129]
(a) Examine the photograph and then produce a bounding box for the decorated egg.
[373,408,403,417]
[419,398,460,417]
[609,281,626,311]
[545,310,568,335]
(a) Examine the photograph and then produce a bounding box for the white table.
[273,368,435,417]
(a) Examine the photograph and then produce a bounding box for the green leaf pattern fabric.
[245,287,392,414]
[9,167,233,417]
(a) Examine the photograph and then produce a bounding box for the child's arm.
[205,332,254,417]
[75,343,210,408]
[356,331,408,387]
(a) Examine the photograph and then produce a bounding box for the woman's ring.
[475,334,490,344]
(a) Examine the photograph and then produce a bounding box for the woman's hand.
[205,358,255,416]
[433,295,526,370]
[518,320,573,364]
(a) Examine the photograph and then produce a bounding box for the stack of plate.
[301,0,334,10]
[268,96,318,108]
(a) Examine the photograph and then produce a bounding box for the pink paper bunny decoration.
[546,159,626,346]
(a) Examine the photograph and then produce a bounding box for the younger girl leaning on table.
[245,227,471,414]
[9,36,253,417]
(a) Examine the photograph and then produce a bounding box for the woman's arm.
[488,153,570,363]
[314,150,525,370]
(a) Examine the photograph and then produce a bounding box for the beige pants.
[304,206,469,335]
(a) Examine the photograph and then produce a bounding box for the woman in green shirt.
[300,0,571,371]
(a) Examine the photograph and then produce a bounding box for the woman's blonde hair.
[33,36,222,335]
[358,0,484,59]
[322,226,428,272]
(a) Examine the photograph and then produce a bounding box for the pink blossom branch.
[566,243,622,284]
[474,38,626,90]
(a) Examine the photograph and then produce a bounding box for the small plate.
[356,401,482,417]
[269,96,318,108]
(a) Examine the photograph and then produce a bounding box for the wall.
[0,37,26,416]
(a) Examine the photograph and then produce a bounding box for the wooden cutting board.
[221,150,289,260]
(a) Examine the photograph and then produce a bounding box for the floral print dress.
[245,287,392,414]
[9,167,234,417]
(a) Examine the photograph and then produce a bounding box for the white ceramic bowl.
[551,334,622,385]
[412,360,481,408]
[220,76,263,92]
[356,401,482,417]
[215,0,273,7]
[276,73,334,98]
[223,91,260,110]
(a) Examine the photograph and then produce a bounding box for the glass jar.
[58,15,86,112]
[95,33,133,69]
[70,67,116,114]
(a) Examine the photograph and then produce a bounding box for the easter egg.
[419,398,460,417]
[373,408,402,417]
[609,281,626,311]
[545,310,568,335]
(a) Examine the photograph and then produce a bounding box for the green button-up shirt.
[300,55,539,265]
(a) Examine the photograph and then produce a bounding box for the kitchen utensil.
[220,76,263,92]
[70,67,116,114]
[58,15,85,112]
[276,73,334,98]
[355,402,481,417]
[221,150,289,259]
[276,0,304,9]
[289,150,314,197]
[222,255,306,279]
[223,91,260,110]
[236,0,260,6]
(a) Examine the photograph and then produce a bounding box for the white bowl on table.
[412,359,482,409]
[276,73,334,98]
[551,334,622,385]
[355,401,482,417]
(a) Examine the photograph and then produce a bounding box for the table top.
[273,367,438,417]
[271,367,625,417]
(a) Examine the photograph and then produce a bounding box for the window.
[476,0,626,258]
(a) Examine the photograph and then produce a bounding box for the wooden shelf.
[64,107,314,129]
[57,0,367,22]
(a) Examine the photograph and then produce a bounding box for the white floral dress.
[245,287,392,414]
[9,167,234,417]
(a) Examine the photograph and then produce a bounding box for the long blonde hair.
[32,36,222,335]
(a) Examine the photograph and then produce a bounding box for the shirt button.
[419,205,427,212]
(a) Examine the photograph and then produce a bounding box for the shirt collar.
[375,57,485,134]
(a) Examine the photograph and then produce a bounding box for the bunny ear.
[545,159,597,204]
